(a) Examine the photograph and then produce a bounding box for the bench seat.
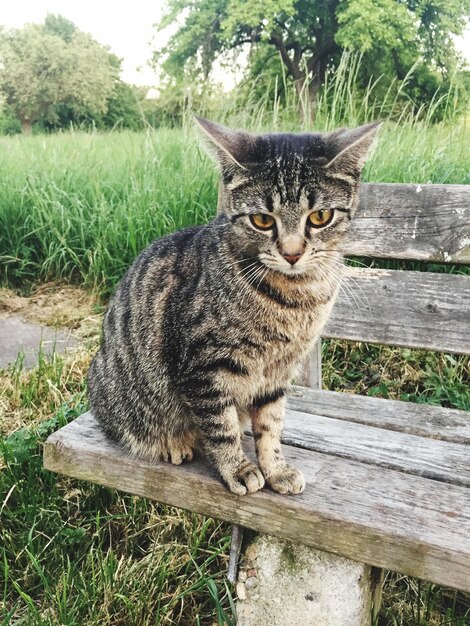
[44,390,470,594]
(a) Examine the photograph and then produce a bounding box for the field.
[1,119,469,294]
[1,115,470,625]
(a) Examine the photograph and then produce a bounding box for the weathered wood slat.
[297,339,322,388]
[351,183,470,263]
[325,267,470,354]
[288,387,470,444]
[277,409,470,487]
[44,413,470,593]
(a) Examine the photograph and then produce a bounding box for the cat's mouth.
[259,257,312,278]
[276,263,310,277]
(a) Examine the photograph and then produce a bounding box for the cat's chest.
[232,300,331,395]
[250,291,334,347]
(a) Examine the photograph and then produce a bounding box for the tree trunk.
[21,119,33,135]
[308,57,328,120]
[270,35,312,125]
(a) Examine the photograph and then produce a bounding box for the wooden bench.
[44,182,470,625]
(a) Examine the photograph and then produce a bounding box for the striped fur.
[88,119,380,495]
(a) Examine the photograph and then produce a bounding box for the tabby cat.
[88,117,380,496]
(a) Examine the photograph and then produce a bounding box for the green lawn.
[1,120,469,294]
[1,121,469,625]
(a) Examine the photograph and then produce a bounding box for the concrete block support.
[236,534,382,626]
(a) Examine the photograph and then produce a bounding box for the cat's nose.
[279,235,305,265]
[282,252,302,265]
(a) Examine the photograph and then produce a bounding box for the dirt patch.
[0,283,102,437]
[0,283,103,342]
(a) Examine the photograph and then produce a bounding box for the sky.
[0,1,469,88]
[0,1,166,86]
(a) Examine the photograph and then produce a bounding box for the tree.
[41,81,146,132]
[43,13,77,43]
[99,82,146,130]
[0,20,118,133]
[154,0,470,113]
[0,104,22,135]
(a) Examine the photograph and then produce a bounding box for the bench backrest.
[326,183,470,355]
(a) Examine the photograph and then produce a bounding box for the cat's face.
[224,151,357,277]
[197,118,380,278]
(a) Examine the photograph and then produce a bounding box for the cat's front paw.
[266,466,305,495]
[222,459,265,496]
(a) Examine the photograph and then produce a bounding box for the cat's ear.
[325,122,382,174]
[195,116,256,171]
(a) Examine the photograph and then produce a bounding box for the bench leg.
[236,534,382,626]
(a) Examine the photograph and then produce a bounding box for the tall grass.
[0,129,216,294]
[216,51,467,130]
[1,119,469,295]
[1,52,469,295]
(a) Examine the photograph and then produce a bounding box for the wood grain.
[44,412,470,593]
[288,387,470,444]
[350,183,470,263]
[325,267,470,354]
[277,409,470,487]
[297,339,322,389]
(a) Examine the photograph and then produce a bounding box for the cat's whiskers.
[322,264,364,311]
[254,266,270,292]
[231,265,265,307]
[230,262,262,301]
[234,261,260,278]
[328,264,370,310]
[313,261,340,292]
[222,262,260,309]
[311,252,370,310]
[221,253,260,287]
[312,259,360,311]
[312,251,371,302]
[240,263,264,287]
[223,255,259,269]
[237,264,270,311]
[249,266,270,301]
[230,261,264,299]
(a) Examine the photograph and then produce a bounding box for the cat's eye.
[250,214,276,230]
[307,209,334,228]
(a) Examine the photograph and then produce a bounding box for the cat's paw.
[223,459,265,496]
[161,436,194,465]
[266,466,305,495]
[168,442,193,465]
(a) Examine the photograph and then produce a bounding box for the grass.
[0,129,216,295]
[0,118,469,295]
[323,341,470,411]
